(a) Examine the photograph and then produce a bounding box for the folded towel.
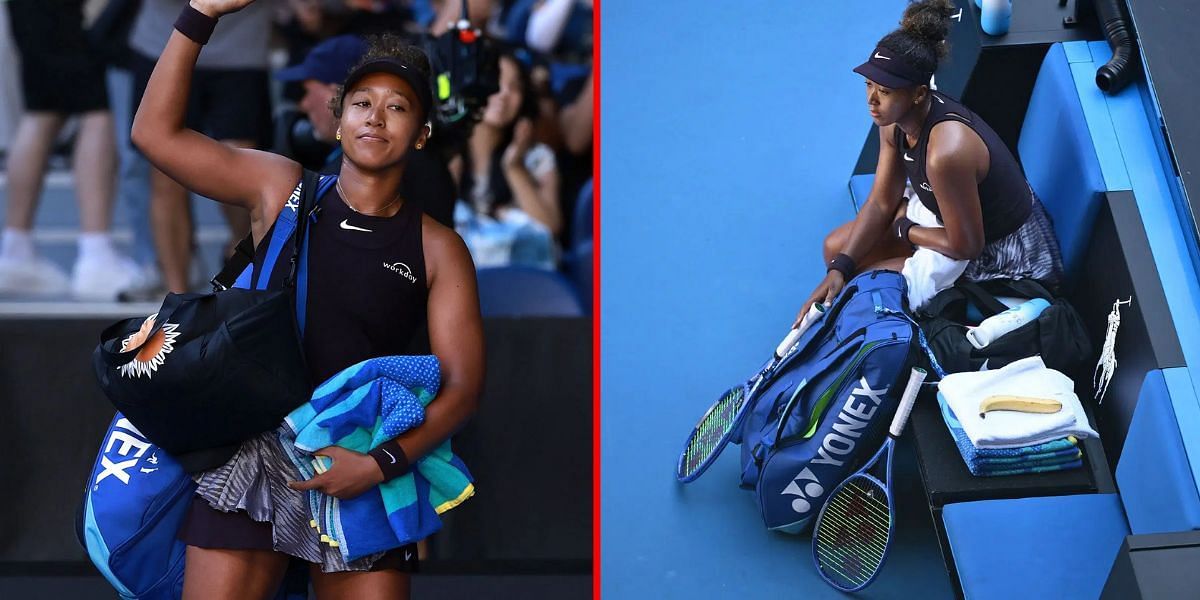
[937,392,1080,462]
[902,196,969,310]
[283,355,475,562]
[974,446,1081,467]
[937,392,1084,476]
[973,459,1083,478]
[938,356,1098,448]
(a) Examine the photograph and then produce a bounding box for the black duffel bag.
[915,278,1092,375]
[92,170,319,472]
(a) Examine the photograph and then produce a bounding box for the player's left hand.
[287,446,384,499]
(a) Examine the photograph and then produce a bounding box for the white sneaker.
[71,253,144,301]
[0,255,71,297]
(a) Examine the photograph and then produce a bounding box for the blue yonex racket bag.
[77,415,192,600]
[78,173,336,599]
[735,270,922,533]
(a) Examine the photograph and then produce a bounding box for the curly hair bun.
[900,0,955,55]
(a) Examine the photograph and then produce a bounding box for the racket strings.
[679,387,745,478]
[814,477,892,589]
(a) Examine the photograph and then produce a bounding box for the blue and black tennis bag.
[735,270,922,533]
[76,173,337,599]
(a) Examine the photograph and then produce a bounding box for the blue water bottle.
[980,0,1012,36]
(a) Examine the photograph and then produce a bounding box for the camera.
[422,8,501,138]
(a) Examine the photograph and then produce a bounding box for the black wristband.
[368,444,412,482]
[174,5,218,45]
[827,253,856,279]
[894,216,918,244]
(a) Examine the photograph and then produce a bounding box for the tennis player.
[131,1,484,598]
[800,0,1063,319]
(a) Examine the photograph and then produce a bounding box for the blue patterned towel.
[937,392,1083,477]
[282,355,474,562]
[974,459,1084,478]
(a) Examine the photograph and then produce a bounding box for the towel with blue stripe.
[282,355,475,562]
[937,392,1083,477]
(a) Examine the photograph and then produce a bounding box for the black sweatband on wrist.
[827,253,856,278]
[368,443,412,482]
[894,216,918,244]
[174,5,218,45]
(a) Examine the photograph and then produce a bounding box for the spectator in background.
[0,0,142,300]
[126,0,275,294]
[92,0,166,299]
[524,0,591,60]
[276,33,456,226]
[504,0,590,243]
[455,50,560,268]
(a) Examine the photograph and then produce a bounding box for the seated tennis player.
[131,1,484,598]
[800,0,1063,320]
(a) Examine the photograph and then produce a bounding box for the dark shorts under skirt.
[177,498,419,573]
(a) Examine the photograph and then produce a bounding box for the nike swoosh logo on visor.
[874,52,891,60]
[340,219,372,232]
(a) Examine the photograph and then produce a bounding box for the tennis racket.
[676,304,828,483]
[811,366,927,592]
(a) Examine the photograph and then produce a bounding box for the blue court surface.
[601,1,955,598]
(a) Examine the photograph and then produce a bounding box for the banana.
[978,395,1063,418]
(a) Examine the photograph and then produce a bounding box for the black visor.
[852,47,933,89]
[342,58,433,121]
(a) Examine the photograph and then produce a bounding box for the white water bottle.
[980,0,1012,36]
[966,298,1050,349]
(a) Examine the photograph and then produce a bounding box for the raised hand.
[189,0,258,18]
[503,117,536,170]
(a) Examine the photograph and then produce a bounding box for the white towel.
[938,356,1098,449]
[901,195,969,310]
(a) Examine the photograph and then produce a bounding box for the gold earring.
[336,131,342,141]
[415,143,423,150]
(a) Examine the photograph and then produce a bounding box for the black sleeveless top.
[895,91,1033,242]
[252,181,429,385]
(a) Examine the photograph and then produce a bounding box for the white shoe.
[71,253,144,301]
[0,255,71,297]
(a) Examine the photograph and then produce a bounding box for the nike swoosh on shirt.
[904,152,914,162]
[340,219,372,232]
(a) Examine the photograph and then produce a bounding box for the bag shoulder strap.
[955,281,1011,316]
[214,171,337,291]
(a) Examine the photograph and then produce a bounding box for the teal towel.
[282,355,474,562]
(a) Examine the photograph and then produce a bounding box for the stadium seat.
[1017,43,1106,282]
[562,240,593,314]
[476,267,584,317]
[572,179,594,251]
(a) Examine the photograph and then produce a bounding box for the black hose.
[1094,0,1138,93]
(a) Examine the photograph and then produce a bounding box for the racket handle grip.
[889,367,927,437]
[776,303,827,358]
